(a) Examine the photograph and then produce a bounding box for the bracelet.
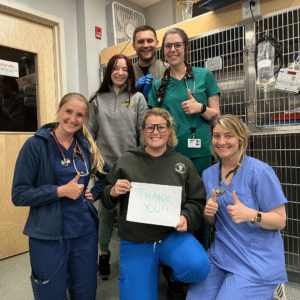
[199,104,207,115]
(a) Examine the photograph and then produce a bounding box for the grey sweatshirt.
[88,85,148,167]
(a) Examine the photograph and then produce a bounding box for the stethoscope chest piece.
[61,158,71,167]
[215,187,225,196]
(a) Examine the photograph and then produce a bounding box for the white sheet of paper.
[0,59,19,77]
[126,182,182,227]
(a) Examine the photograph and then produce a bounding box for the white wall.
[145,0,176,31]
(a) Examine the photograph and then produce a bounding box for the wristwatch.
[250,211,262,224]
[199,104,207,114]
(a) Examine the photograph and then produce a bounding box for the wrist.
[110,186,117,198]
[57,185,65,198]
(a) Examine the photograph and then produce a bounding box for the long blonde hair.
[141,108,178,149]
[58,93,105,173]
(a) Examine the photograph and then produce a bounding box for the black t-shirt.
[139,65,150,77]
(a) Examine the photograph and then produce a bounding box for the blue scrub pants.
[119,231,210,300]
[29,229,98,300]
[187,259,277,300]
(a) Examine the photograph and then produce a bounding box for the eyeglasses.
[144,124,169,133]
[164,42,185,50]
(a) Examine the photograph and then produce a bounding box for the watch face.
[256,213,262,223]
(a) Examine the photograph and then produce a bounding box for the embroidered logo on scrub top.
[175,163,186,174]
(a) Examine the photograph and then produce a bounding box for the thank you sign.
[126,182,182,227]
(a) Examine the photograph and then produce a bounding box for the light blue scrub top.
[202,156,288,284]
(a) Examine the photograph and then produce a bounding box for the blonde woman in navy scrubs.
[187,114,287,300]
[12,93,108,300]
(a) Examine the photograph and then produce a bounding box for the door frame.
[0,0,67,102]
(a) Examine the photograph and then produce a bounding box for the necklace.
[215,156,243,196]
[52,128,89,176]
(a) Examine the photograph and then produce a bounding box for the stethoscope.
[215,156,243,196]
[157,69,199,105]
[184,74,199,95]
[52,128,89,177]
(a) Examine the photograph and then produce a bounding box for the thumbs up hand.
[204,189,218,217]
[181,89,203,115]
[227,191,252,223]
[57,172,84,200]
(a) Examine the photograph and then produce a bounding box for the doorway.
[0,1,66,260]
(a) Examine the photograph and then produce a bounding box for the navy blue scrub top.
[50,135,96,239]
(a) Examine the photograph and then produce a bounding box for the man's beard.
[138,49,156,62]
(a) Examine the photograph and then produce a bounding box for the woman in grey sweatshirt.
[88,54,148,280]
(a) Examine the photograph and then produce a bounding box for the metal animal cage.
[100,5,300,275]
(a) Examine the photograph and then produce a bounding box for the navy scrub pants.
[119,231,210,300]
[29,229,98,300]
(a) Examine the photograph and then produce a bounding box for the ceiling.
[127,0,163,9]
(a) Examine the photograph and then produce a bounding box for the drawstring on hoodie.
[153,240,162,252]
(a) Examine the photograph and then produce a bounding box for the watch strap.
[199,104,207,114]
[250,211,262,224]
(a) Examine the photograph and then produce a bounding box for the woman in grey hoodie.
[88,54,148,280]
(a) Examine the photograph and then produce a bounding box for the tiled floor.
[0,232,299,300]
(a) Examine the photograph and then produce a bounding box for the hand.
[227,191,254,223]
[85,189,95,202]
[204,189,218,217]
[175,215,188,232]
[110,179,131,198]
[181,89,203,115]
[57,173,84,200]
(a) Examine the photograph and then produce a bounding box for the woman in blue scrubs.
[12,93,107,300]
[187,114,287,300]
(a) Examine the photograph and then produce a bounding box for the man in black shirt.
[132,25,166,101]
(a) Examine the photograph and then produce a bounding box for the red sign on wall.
[95,27,102,40]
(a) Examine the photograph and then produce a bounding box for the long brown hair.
[156,28,191,105]
[58,93,105,173]
[90,54,136,103]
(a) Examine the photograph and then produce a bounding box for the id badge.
[188,139,201,148]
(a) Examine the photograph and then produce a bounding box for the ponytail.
[81,125,106,174]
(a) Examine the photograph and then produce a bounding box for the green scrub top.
[148,67,220,159]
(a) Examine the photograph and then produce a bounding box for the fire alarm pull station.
[95,27,102,40]
[275,68,300,94]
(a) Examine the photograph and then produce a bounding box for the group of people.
[12,25,287,300]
